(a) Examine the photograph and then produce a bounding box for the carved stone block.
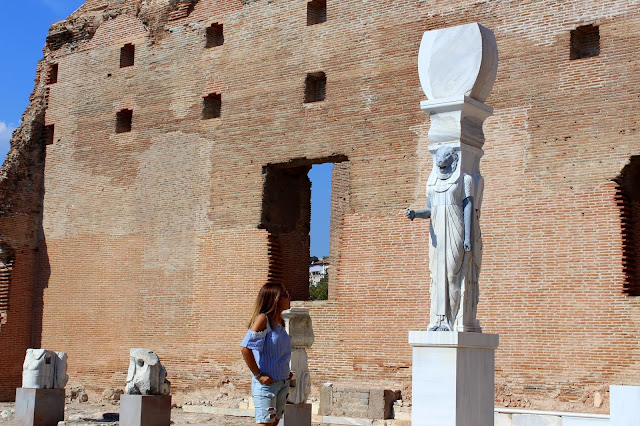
[283,307,314,348]
[119,394,171,426]
[125,349,170,396]
[283,308,314,404]
[409,332,498,426]
[15,387,65,425]
[22,349,68,390]
[282,403,311,425]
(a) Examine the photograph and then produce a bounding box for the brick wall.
[0,0,639,413]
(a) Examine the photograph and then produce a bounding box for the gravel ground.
[0,401,255,425]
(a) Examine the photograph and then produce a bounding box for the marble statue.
[283,308,314,404]
[22,349,68,389]
[125,348,171,395]
[406,23,497,332]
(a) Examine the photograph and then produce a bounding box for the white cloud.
[0,122,16,144]
[0,122,17,165]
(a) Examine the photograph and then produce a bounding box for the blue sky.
[0,0,333,257]
[309,163,333,258]
[0,0,86,159]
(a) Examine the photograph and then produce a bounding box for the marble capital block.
[15,387,65,426]
[282,403,312,425]
[409,332,499,426]
[119,394,171,426]
[610,385,640,425]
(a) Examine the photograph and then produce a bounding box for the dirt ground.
[0,400,291,425]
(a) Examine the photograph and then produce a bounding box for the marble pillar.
[408,22,500,426]
[409,332,498,425]
[283,307,314,425]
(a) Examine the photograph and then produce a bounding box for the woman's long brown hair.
[247,282,288,328]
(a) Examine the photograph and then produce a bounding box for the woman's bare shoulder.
[250,313,268,332]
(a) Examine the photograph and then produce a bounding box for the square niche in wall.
[206,23,224,48]
[120,43,135,68]
[570,25,600,60]
[304,72,326,103]
[307,0,326,25]
[116,109,133,133]
[202,93,222,119]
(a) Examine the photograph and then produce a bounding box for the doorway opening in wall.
[308,163,332,300]
[615,155,640,295]
[260,156,349,302]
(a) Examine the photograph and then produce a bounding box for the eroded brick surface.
[0,0,639,414]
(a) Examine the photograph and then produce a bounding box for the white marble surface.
[283,307,315,348]
[495,407,609,425]
[418,23,498,103]
[125,348,171,395]
[409,331,498,348]
[610,385,640,426]
[410,23,498,334]
[289,348,311,404]
[284,308,314,404]
[410,331,497,426]
[22,349,68,389]
[421,96,493,147]
[511,414,561,426]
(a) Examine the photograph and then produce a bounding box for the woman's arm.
[240,314,274,385]
[241,347,265,379]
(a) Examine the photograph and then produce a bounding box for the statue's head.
[435,146,458,179]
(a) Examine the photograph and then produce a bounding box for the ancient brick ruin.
[0,0,639,415]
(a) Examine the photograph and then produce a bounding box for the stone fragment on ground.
[68,385,89,402]
[100,387,123,404]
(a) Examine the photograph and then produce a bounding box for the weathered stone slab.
[119,394,171,426]
[283,403,312,425]
[319,383,332,416]
[15,387,65,426]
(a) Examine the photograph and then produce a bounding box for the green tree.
[309,272,328,300]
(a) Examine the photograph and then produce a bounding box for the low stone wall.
[318,384,399,420]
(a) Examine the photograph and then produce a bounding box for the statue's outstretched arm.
[464,196,473,251]
[406,198,431,221]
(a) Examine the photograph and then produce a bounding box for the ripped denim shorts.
[251,377,290,423]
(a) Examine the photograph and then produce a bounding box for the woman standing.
[241,282,292,425]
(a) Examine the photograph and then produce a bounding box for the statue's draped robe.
[427,173,473,329]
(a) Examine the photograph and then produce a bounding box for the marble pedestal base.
[283,403,311,425]
[119,394,171,426]
[409,332,499,426]
[15,388,65,426]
